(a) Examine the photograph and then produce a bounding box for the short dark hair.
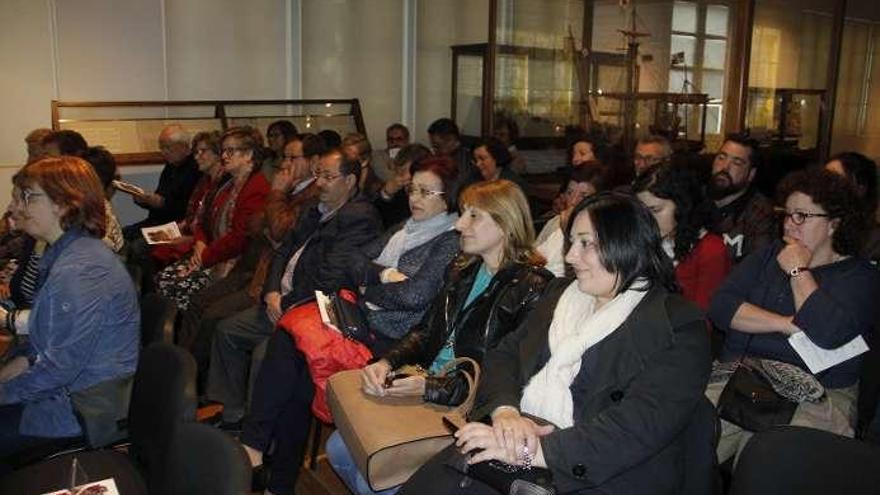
[301,133,328,158]
[567,191,678,294]
[411,156,459,210]
[569,161,613,193]
[386,123,410,139]
[723,132,761,170]
[565,130,607,165]
[427,118,460,138]
[632,162,709,262]
[392,143,431,170]
[475,137,512,168]
[827,151,878,215]
[42,130,88,157]
[318,129,342,148]
[776,168,866,256]
[325,148,360,179]
[494,115,520,141]
[268,120,298,140]
[82,146,117,190]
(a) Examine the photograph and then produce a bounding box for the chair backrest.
[163,422,252,495]
[681,396,721,495]
[857,324,880,440]
[127,343,197,492]
[731,425,880,495]
[140,292,178,346]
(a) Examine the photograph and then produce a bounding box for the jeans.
[326,430,400,495]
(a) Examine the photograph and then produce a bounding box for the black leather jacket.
[382,259,554,405]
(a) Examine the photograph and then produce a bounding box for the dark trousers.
[0,404,79,471]
[240,331,314,495]
[399,444,497,495]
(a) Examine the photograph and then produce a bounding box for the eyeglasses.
[405,184,445,198]
[283,154,306,162]
[774,207,829,225]
[313,171,342,181]
[221,147,249,156]
[12,189,45,208]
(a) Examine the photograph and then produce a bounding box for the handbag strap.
[438,356,481,417]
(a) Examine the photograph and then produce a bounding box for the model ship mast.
[618,2,650,152]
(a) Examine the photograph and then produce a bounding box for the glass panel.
[671,34,697,67]
[672,1,698,33]
[704,39,727,70]
[701,71,725,100]
[455,54,485,137]
[706,4,729,37]
[831,14,880,159]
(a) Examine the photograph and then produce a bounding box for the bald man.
[123,125,202,239]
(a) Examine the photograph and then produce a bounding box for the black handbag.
[717,362,797,432]
[69,375,134,448]
[330,289,374,345]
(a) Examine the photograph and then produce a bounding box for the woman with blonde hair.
[326,179,554,495]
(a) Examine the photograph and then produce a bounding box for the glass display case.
[51,99,366,165]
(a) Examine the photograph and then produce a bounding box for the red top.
[675,233,731,312]
[193,172,270,268]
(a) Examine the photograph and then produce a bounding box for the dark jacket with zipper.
[471,279,711,494]
[382,259,554,405]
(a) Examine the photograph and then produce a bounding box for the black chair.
[164,422,251,495]
[0,343,197,495]
[681,396,721,495]
[140,292,178,346]
[730,425,880,495]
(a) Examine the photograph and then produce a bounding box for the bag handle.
[438,356,481,418]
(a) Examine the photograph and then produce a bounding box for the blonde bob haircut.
[456,179,545,269]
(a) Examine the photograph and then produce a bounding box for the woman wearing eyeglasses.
[154,126,270,311]
[0,157,138,461]
[707,168,880,463]
[239,157,464,495]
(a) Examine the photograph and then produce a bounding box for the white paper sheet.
[787,331,869,374]
[43,477,120,495]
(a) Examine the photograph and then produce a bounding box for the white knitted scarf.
[520,280,648,428]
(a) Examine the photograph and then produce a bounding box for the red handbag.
[278,301,373,423]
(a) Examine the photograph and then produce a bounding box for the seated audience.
[536,161,612,277]
[472,137,528,192]
[427,118,478,199]
[262,120,298,180]
[24,129,52,164]
[825,152,880,261]
[342,132,382,197]
[492,115,527,174]
[318,129,342,149]
[205,148,381,428]
[707,168,880,463]
[633,162,731,311]
[81,146,125,254]
[632,134,673,179]
[41,130,88,158]
[149,130,225,267]
[122,124,202,239]
[551,131,606,213]
[240,157,464,495]
[706,134,777,263]
[371,123,411,181]
[155,127,270,311]
[177,134,320,386]
[327,179,554,495]
[401,192,710,494]
[375,143,431,229]
[0,157,139,460]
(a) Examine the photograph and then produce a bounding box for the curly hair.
[827,152,878,216]
[632,162,710,262]
[13,156,106,238]
[776,168,865,256]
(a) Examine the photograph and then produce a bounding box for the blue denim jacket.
[0,229,139,437]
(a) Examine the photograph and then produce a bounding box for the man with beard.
[706,134,777,263]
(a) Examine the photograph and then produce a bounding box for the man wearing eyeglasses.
[122,124,201,240]
[707,134,777,263]
[206,147,381,429]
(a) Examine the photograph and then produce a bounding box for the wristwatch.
[788,266,810,277]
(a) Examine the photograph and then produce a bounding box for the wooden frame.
[51,98,366,165]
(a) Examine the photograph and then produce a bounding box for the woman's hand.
[362,360,392,397]
[189,240,207,270]
[456,412,554,467]
[263,291,283,324]
[777,236,812,273]
[0,356,29,383]
[380,268,409,284]
[384,375,426,397]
